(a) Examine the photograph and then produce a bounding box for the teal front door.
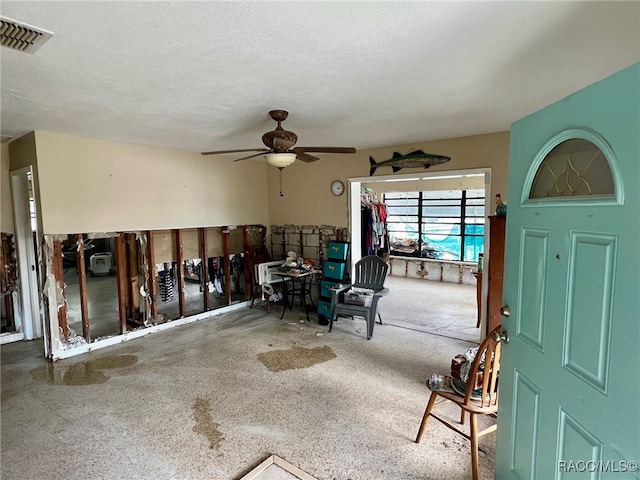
[495,63,639,479]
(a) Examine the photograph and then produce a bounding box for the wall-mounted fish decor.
[369,149,451,176]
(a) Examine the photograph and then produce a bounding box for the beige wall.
[7,131,38,171]
[267,131,509,227]
[31,131,269,234]
[362,175,485,198]
[6,132,41,234]
[1,143,14,233]
[6,130,509,236]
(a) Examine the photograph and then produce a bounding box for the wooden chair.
[415,325,503,480]
[329,255,389,339]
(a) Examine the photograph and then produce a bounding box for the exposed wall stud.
[199,228,210,311]
[318,232,324,269]
[127,233,140,321]
[242,226,251,300]
[175,229,185,317]
[76,235,90,341]
[299,230,304,258]
[146,231,158,322]
[115,234,128,334]
[222,227,231,305]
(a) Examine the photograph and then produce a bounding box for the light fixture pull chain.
[278,167,284,197]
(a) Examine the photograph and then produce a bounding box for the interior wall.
[31,131,269,234]
[1,143,14,234]
[7,131,38,172]
[362,175,486,197]
[267,131,509,227]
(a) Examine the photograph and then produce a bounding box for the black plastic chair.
[329,255,389,339]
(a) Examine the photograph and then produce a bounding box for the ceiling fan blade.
[233,151,273,162]
[293,149,320,162]
[201,148,268,156]
[296,147,356,154]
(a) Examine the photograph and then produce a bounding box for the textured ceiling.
[1,1,639,154]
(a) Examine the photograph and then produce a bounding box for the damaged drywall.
[42,225,268,360]
[42,235,65,353]
[137,232,153,326]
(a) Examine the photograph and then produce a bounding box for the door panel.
[563,232,616,393]
[557,409,603,480]
[517,228,549,351]
[510,370,541,478]
[495,63,639,479]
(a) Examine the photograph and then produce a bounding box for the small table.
[273,268,319,321]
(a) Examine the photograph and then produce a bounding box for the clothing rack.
[360,189,388,259]
[360,190,379,205]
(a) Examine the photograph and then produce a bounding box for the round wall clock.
[331,180,345,196]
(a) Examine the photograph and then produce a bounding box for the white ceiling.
[1,1,639,155]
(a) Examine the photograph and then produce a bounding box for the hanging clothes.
[208,257,225,295]
[229,253,245,294]
[360,193,389,258]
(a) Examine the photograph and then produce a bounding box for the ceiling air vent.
[1,16,53,54]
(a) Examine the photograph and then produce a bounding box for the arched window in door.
[524,129,622,205]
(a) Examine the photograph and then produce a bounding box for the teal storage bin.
[317,300,332,317]
[327,241,349,261]
[323,261,346,280]
[321,280,340,298]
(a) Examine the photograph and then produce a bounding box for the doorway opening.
[4,167,44,348]
[348,168,491,343]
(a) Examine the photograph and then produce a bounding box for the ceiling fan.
[201,109,357,167]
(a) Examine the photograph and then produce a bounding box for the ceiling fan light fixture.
[265,152,296,168]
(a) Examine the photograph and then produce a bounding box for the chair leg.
[305,277,315,308]
[460,410,465,424]
[367,312,373,339]
[470,412,479,480]
[415,392,438,443]
[251,285,271,313]
[328,308,335,333]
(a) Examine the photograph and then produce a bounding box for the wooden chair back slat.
[463,326,502,407]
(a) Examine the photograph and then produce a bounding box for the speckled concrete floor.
[1,279,495,480]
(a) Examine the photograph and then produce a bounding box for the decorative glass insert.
[529,138,614,199]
